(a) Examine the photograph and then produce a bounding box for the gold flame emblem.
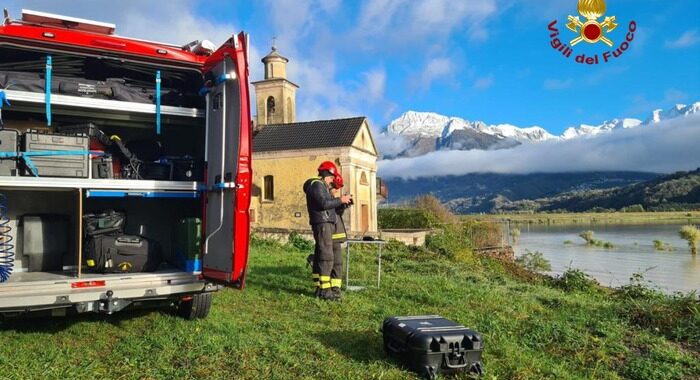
[566,0,618,47]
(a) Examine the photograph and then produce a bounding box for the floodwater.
[514,223,700,294]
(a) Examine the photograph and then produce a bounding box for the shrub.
[653,239,674,251]
[563,240,574,245]
[288,231,314,252]
[413,194,456,225]
[653,239,664,251]
[378,208,434,229]
[579,230,614,249]
[579,230,595,245]
[462,221,503,249]
[621,204,645,213]
[250,233,284,249]
[515,250,551,272]
[617,273,700,348]
[679,225,700,255]
[552,269,600,293]
[425,225,467,259]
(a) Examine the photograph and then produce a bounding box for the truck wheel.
[177,293,213,320]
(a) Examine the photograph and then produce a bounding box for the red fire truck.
[0,9,251,320]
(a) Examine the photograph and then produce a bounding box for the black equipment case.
[85,234,161,273]
[83,210,126,237]
[21,131,89,178]
[382,315,484,379]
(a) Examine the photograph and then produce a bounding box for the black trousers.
[312,223,334,289]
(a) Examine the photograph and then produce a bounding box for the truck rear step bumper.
[0,270,211,312]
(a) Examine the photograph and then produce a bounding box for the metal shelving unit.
[4,90,205,119]
[0,89,206,193]
[0,176,202,191]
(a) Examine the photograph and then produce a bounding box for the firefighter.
[330,174,351,299]
[303,161,352,300]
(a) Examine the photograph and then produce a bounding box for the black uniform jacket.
[303,177,343,225]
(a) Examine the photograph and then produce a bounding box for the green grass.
[463,211,700,226]
[0,240,698,380]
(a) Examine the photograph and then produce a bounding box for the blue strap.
[22,155,39,177]
[45,56,52,127]
[0,90,9,108]
[86,190,199,198]
[155,70,161,135]
[198,73,229,97]
[0,150,101,177]
[216,73,228,85]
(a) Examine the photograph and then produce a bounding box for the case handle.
[442,354,468,369]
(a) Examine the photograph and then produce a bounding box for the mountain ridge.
[382,102,700,158]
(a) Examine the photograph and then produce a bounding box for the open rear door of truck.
[201,33,252,288]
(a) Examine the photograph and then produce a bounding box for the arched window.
[264,175,274,201]
[360,171,369,185]
[266,96,276,124]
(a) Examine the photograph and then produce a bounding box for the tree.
[579,230,595,245]
[679,225,700,255]
[414,194,457,225]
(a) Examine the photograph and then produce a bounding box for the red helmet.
[317,161,338,177]
[332,175,344,189]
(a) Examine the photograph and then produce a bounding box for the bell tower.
[253,42,299,126]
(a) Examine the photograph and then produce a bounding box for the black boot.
[318,288,339,301]
[331,287,342,300]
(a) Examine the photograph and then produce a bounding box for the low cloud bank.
[378,114,700,179]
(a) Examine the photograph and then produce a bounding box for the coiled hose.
[0,193,14,283]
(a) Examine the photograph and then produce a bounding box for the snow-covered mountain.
[561,118,642,140]
[387,111,556,143]
[645,103,700,124]
[383,102,700,158]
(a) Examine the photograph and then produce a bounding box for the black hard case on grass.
[382,315,484,379]
[85,234,161,273]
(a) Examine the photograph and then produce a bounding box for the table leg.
[345,242,350,290]
[377,244,382,288]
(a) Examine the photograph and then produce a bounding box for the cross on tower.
[272,35,277,50]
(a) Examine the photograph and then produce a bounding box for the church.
[250,45,380,235]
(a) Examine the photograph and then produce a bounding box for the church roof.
[253,117,367,152]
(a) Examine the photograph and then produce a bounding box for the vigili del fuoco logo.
[548,0,637,65]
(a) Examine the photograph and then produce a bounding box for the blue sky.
[6,0,700,134]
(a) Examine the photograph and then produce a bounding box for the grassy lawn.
[0,239,698,380]
[463,211,700,226]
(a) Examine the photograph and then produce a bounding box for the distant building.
[250,46,380,234]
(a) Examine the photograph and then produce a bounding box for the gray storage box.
[21,132,89,178]
[0,129,19,176]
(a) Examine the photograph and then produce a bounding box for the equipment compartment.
[84,196,202,271]
[0,46,205,109]
[0,190,78,281]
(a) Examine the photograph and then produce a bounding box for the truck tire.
[177,293,213,320]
